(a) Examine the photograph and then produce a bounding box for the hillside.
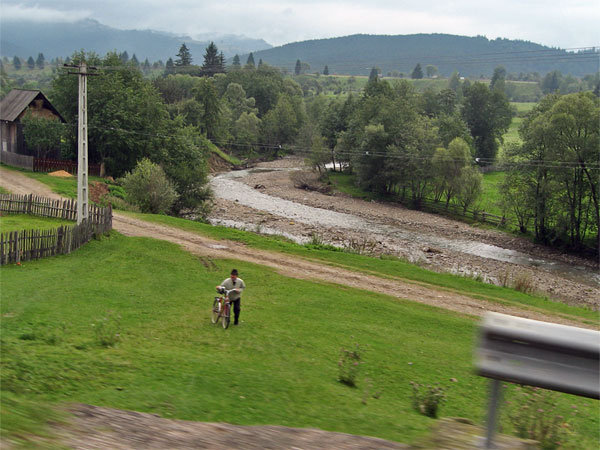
[241,34,599,77]
[0,18,272,62]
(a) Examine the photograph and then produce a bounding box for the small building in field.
[0,89,65,157]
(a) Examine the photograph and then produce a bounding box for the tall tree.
[490,66,506,93]
[461,82,511,161]
[411,63,423,79]
[294,59,302,76]
[425,65,438,78]
[323,65,329,76]
[246,53,255,68]
[12,56,21,70]
[131,54,140,68]
[201,42,224,76]
[175,43,193,67]
[27,56,35,70]
[36,53,45,70]
[232,54,241,69]
[119,51,129,63]
[165,58,175,75]
[368,67,379,83]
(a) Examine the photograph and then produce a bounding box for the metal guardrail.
[475,313,599,448]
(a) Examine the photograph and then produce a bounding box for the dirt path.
[1,167,594,329]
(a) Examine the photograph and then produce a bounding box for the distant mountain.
[241,34,599,77]
[0,19,272,62]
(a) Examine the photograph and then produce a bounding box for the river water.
[211,169,600,287]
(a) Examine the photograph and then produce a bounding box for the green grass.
[479,172,506,217]
[1,232,597,448]
[511,102,537,115]
[0,164,104,199]
[0,214,73,233]
[208,141,242,166]
[122,212,597,325]
[0,186,10,194]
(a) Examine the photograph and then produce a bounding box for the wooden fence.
[0,194,112,265]
[0,150,34,171]
[33,158,102,176]
[404,197,510,228]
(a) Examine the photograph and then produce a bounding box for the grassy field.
[124,212,597,325]
[0,214,73,233]
[1,231,597,448]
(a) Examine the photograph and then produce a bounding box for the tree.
[540,70,562,94]
[27,56,35,70]
[175,43,193,67]
[411,63,423,79]
[201,42,225,76]
[246,53,255,68]
[425,65,438,78]
[490,66,506,93]
[194,77,224,140]
[232,54,241,69]
[21,112,65,158]
[368,67,379,83]
[258,59,264,67]
[120,158,178,214]
[323,65,329,76]
[165,58,175,75]
[131,54,140,68]
[119,51,129,63]
[12,56,21,70]
[461,82,512,161]
[431,138,472,206]
[456,166,482,212]
[36,53,45,70]
[294,59,302,76]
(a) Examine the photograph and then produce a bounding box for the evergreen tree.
[368,67,379,83]
[13,56,21,70]
[411,63,423,79]
[246,52,255,68]
[323,65,329,76]
[175,43,193,67]
[232,54,241,69]
[425,64,438,78]
[165,57,175,75]
[36,53,45,70]
[120,51,129,63]
[294,59,302,76]
[27,56,35,70]
[201,42,225,76]
[490,66,506,93]
[131,54,140,68]
[258,59,264,67]
[142,58,151,73]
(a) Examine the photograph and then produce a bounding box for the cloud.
[0,4,91,23]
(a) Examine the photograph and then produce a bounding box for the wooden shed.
[0,89,65,157]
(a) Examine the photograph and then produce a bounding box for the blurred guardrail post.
[475,312,599,449]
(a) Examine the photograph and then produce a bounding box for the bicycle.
[211,288,234,329]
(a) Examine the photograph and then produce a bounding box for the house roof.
[0,89,65,123]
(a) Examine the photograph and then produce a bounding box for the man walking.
[216,269,246,325]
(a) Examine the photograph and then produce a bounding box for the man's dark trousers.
[231,299,241,325]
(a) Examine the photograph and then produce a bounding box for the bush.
[338,340,364,387]
[291,170,332,194]
[119,158,178,214]
[410,381,447,418]
[92,311,121,348]
[513,272,536,294]
[504,386,576,449]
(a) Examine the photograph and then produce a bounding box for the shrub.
[92,311,121,348]
[513,272,536,294]
[338,340,364,387]
[108,184,127,200]
[504,386,576,449]
[410,381,447,418]
[291,170,332,194]
[119,158,178,214]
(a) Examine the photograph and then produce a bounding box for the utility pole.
[65,62,97,224]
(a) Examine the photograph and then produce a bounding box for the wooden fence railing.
[33,158,102,176]
[403,197,510,228]
[0,194,112,265]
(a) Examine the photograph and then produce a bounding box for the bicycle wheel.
[211,298,221,324]
[222,302,231,329]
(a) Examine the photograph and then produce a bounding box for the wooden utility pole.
[65,62,97,224]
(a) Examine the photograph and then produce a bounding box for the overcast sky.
[2,0,599,49]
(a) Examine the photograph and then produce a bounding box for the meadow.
[2,231,597,448]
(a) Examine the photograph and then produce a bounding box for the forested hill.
[0,19,272,62]
[241,34,598,77]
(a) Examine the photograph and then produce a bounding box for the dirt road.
[0,167,595,328]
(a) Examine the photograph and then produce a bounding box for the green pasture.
[0,214,73,233]
[1,232,597,448]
